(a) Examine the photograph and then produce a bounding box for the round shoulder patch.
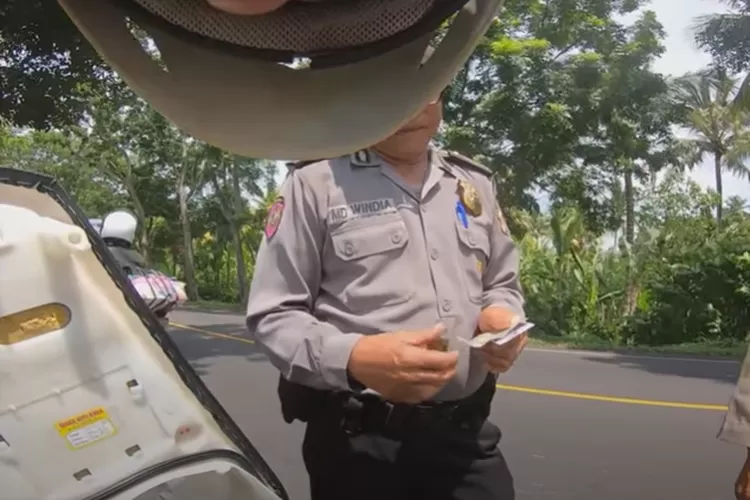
[264,197,285,240]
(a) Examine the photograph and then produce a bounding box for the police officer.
[246,93,527,500]
[99,210,147,275]
[720,353,750,500]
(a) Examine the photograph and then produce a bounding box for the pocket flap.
[331,220,409,261]
[456,223,490,256]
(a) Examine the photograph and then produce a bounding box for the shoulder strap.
[286,159,322,170]
[283,159,323,180]
[442,150,492,177]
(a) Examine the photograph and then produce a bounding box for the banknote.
[459,321,535,348]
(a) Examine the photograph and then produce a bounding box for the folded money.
[460,321,535,349]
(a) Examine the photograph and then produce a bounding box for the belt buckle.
[423,401,461,430]
[437,402,459,425]
[341,394,395,436]
[340,395,365,436]
[381,401,397,429]
[341,411,363,436]
[407,403,437,429]
[444,402,460,420]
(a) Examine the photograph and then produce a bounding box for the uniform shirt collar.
[349,144,455,178]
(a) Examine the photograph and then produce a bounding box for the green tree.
[440,0,674,238]
[671,70,750,223]
[693,0,750,105]
[142,109,210,301]
[71,86,175,261]
[1,0,108,128]
[0,121,124,213]
[204,148,277,303]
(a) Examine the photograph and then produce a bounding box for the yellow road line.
[496,384,728,411]
[169,322,256,345]
[170,322,728,412]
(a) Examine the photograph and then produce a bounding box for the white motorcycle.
[90,211,188,326]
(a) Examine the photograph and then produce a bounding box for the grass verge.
[529,334,746,358]
[183,301,747,359]
[181,299,245,313]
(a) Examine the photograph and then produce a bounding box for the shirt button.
[391,232,402,244]
[442,300,452,312]
[468,235,476,245]
[430,248,439,260]
[344,242,355,256]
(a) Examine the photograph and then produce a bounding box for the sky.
[274,0,748,205]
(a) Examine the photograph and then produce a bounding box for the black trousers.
[302,413,515,500]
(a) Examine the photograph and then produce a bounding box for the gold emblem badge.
[457,180,482,217]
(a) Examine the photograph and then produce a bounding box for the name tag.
[328,198,397,223]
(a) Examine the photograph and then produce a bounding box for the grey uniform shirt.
[719,348,750,446]
[246,147,525,401]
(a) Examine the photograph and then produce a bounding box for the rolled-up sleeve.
[246,170,361,391]
[718,346,750,447]
[481,183,525,317]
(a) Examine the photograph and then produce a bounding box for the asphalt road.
[168,308,745,500]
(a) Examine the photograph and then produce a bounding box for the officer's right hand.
[347,324,458,404]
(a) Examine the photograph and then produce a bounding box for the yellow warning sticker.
[55,407,117,450]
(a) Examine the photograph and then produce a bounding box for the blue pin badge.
[455,201,469,228]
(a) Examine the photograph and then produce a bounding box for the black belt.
[327,374,497,437]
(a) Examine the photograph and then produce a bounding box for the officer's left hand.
[475,306,529,374]
[479,334,528,374]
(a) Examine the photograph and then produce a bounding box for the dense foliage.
[1,0,749,348]
[518,171,750,346]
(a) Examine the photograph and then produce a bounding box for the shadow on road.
[579,353,741,386]
[168,324,269,376]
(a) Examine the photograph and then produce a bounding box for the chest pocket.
[326,217,415,312]
[455,220,491,304]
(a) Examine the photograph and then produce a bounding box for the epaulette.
[286,159,322,170]
[442,150,492,177]
[282,159,322,181]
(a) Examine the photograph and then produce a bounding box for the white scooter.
[0,167,288,500]
[90,212,188,326]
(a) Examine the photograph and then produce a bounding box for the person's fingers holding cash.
[347,324,458,403]
[474,306,530,374]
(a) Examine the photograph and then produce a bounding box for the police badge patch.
[457,180,482,217]
[265,197,285,240]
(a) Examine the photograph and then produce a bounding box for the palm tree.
[692,0,750,107]
[671,70,750,223]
